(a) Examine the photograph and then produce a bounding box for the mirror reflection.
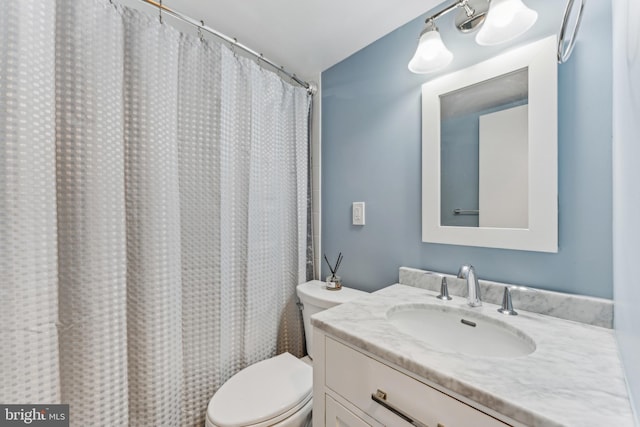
[440,68,529,228]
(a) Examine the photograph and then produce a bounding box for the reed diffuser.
[324,252,343,290]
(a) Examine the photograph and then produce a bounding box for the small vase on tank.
[324,252,344,291]
[325,274,342,291]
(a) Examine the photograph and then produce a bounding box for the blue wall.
[440,112,480,227]
[321,1,613,298]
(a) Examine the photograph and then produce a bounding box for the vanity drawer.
[326,395,382,427]
[325,337,510,427]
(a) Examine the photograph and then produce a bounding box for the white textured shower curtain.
[0,0,311,426]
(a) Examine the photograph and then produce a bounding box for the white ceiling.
[130,0,443,81]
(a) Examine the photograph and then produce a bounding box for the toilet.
[205,280,367,427]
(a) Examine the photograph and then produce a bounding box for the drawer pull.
[371,389,429,427]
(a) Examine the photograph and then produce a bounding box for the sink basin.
[387,304,536,358]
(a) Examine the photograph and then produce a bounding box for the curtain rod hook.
[159,0,163,24]
[198,20,205,41]
[231,38,238,58]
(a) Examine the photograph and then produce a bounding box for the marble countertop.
[311,284,635,427]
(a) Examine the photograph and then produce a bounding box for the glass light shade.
[408,29,453,74]
[476,0,538,46]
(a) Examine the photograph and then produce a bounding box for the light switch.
[352,202,365,225]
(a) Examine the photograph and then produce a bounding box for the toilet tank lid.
[296,280,368,309]
[207,352,312,427]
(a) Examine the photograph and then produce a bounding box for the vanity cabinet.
[313,331,512,427]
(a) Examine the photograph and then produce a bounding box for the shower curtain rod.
[136,0,315,93]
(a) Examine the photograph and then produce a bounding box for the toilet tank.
[296,280,368,359]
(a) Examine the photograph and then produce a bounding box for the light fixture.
[408,0,538,74]
[408,21,453,74]
[476,0,538,46]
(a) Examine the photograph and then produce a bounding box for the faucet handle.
[497,286,518,316]
[436,277,452,301]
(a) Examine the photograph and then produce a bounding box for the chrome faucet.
[457,264,482,307]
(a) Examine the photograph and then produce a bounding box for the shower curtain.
[0,0,311,425]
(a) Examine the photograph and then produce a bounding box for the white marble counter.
[311,284,635,427]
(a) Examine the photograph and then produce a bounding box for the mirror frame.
[422,36,558,253]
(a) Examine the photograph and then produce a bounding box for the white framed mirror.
[422,36,558,252]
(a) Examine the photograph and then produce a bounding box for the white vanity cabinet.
[313,330,513,427]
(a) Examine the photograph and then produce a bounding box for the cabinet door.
[326,395,377,427]
[326,337,510,427]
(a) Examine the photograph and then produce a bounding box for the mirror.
[440,68,529,229]
[422,36,557,252]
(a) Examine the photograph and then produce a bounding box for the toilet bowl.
[205,353,312,427]
[205,280,367,427]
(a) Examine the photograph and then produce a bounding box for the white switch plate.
[352,202,365,225]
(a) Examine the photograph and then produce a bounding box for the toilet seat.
[206,352,312,427]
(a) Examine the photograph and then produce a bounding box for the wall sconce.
[408,0,538,73]
[408,20,454,73]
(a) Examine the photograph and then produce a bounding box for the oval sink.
[387,304,536,358]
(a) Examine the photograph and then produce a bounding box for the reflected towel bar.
[453,209,479,215]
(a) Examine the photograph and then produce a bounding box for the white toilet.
[205,280,367,427]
